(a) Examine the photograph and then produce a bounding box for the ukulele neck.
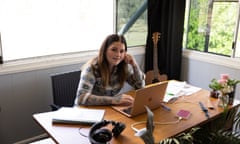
[152,32,160,83]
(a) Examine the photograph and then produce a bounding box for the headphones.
[88,120,126,144]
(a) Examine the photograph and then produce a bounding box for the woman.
[75,34,145,106]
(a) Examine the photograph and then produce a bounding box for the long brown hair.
[94,34,128,88]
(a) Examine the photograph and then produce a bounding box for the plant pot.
[210,90,219,98]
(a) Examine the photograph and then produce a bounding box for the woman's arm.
[74,64,134,106]
[76,93,113,106]
[77,93,133,106]
[124,54,145,89]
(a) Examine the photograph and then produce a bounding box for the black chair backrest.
[50,70,81,110]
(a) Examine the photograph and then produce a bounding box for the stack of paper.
[52,107,105,125]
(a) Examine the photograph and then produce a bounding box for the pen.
[160,103,171,111]
[199,102,209,119]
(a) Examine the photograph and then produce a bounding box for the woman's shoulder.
[81,57,97,69]
[81,57,100,76]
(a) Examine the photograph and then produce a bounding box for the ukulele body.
[145,70,167,85]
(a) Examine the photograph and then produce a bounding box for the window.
[0,0,147,62]
[117,0,147,46]
[184,0,240,58]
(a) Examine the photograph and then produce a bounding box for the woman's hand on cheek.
[124,54,136,66]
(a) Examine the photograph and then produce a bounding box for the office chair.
[50,70,81,111]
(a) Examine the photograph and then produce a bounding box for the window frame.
[184,0,240,58]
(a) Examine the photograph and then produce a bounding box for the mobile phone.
[176,109,191,119]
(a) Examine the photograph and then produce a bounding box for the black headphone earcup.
[112,122,126,137]
[92,128,112,143]
[88,120,125,144]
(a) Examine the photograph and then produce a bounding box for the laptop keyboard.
[123,107,132,114]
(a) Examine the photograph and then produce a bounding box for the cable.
[131,117,183,132]
[78,127,89,137]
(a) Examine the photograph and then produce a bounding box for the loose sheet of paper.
[163,81,201,102]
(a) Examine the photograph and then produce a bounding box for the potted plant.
[209,74,240,106]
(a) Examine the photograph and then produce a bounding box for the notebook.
[52,107,105,125]
[112,81,168,117]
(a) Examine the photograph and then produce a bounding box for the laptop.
[112,81,168,117]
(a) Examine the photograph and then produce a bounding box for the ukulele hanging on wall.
[145,32,168,85]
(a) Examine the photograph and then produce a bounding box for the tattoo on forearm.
[86,96,112,105]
